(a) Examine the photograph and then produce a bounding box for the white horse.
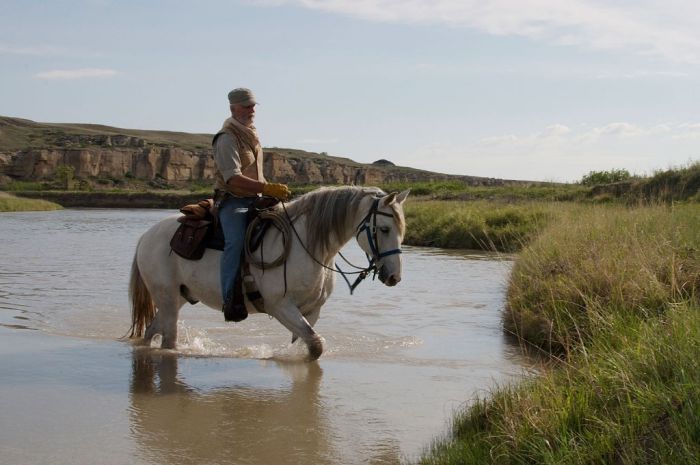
[129,186,409,360]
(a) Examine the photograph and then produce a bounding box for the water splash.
[174,320,312,361]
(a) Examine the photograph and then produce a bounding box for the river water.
[0,209,531,465]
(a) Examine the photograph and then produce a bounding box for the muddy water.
[0,209,531,465]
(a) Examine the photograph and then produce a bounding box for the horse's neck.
[302,194,372,264]
[326,196,371,259]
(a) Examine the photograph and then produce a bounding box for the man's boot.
[222,270,248,322]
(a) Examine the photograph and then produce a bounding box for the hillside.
[0,116,518,188]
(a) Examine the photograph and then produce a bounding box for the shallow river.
[0,209,530,465]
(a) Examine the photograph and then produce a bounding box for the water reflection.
[128,349,402,465]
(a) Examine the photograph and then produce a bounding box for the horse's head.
[355,189,410,287]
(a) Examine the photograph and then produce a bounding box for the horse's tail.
[128,244,156,338]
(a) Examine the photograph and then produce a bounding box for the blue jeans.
[218,196,256,301]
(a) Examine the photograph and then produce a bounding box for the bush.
[55,165,75,189]
[580,169,631,186]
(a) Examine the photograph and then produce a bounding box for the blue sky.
[2,0,699,181]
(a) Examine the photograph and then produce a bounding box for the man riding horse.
[212,87,291,319]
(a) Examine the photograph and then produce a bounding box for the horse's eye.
[379,226,390,234]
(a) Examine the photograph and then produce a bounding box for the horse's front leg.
[271,302,323,361]
[291,307,321,344]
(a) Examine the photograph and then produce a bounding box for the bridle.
[277,196,403,294]
[338,197,402,293]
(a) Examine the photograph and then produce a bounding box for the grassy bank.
[417,203,700,464]
[419,302,700,464]
[505,204,699,353]
[381,180,589,202]
[403,200,556,252]
[0,192,62,212]
[10,190,204,209]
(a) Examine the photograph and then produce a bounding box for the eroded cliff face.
[0,135,505,186]
[0,117,520,186]
[2,146,210,181]
[1,147,382,184]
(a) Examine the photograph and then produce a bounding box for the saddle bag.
[170,218,212,260]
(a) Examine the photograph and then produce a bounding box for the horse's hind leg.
[145,289,185,349]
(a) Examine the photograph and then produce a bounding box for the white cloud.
[543,124,571,137]
[35,68,118,80]
[672,123,700,140]
[478,121,700,151]
[401,120,700,181]
[481,134,518,145]
[585,122,644,139]
[480,123,571,147]
[276,0,700,64]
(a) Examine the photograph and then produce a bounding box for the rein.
[249,197,402,294]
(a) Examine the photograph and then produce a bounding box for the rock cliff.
[0,116,512,186]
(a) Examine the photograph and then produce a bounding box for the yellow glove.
[262,182,291,201]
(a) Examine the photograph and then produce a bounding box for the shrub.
[55,164,75,189]
[580,169,631,186]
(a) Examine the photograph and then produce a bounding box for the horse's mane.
[282,186,402,257]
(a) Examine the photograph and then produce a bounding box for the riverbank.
[11,189,556,251]
[417,203,700,464]
[9,190,203,209]
[0,192,62,212]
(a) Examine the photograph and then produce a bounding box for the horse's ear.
[381,192,397,207]
[395,189,410,205]
[380,189,409,207]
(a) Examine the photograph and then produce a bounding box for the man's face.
[231,103,256,127]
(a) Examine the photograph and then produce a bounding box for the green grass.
[416,203,700,465]
[504,203,700,353]
[419,302,700,465]
[634,161,700,203]
[0,192,62,212]
[403,200,556,252]
[1,180,54,191]
[381,180,589,201]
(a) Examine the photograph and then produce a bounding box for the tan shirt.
[213,118,266,197]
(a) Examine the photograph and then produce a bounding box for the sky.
[2,0,699,182]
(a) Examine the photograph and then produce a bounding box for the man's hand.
[262,182,291,201]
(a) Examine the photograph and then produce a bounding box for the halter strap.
[280,196,402,295]
[355,198,403,261]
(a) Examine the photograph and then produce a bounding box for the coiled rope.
[244,209,292,269]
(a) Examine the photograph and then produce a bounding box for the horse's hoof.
[307,336,324,361]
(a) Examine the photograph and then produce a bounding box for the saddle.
[170,199,223,259]
[169,197,279,322]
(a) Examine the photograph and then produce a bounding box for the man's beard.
[235,114,254,127]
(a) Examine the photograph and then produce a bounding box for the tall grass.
[419,302,700,465]
[381,180,588,201]
[403,200,555,252]
[504,204,700,353]
[634,161,700,203]
[416,203,700,464]
[0,192,62,212]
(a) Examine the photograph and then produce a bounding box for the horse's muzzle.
[379,268,401,286]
